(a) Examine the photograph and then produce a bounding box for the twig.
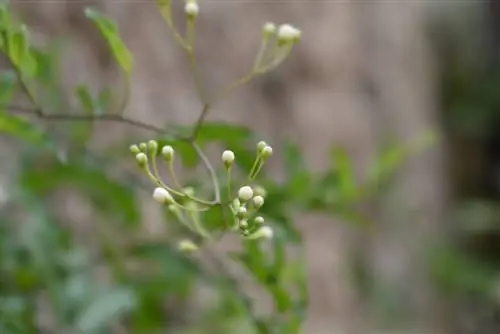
[193,141,220,203]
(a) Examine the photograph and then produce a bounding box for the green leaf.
[0,70,16,108]
[20,159,141,227]
[85,8,133,76]
[71,85,96,146]
[0,113,51,146]
[329,147,358,203]
[97,88,113,114]
[283,141,311,202]
[76,287,136,333]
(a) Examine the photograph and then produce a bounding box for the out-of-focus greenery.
[0,2,435,333]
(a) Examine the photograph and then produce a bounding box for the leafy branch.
[0,1,307,333]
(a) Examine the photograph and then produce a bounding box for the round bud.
[261,145,273,159]
[277,24,301,44]
[239,219,248,229]
[253,186,267,198]
[257,141,267,153]
[252,195,264,209]
[130,144,140,154]
[263,22,276,36]
[254,216,265,225]
[148,140,158,154]
[139,142,147,152]
[222,150,235,168]
[152,187,174,204]
[238,186,253,202]
[162,145,175,161]
[237,206,247,219]
[135,152,148,167]
[247,225,273,240]
[182,187,195,197]
[184,2,199,18]
[178,239,199,253]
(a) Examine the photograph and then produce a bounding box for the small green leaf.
[97,88,113,114]
[329,147,358,203]
[0,113,51,146]
[76,287,136,333]
[75,85,95,114]
[0,70,16,108]
[85,8,133,76]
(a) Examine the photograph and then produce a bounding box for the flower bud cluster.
[230,185,273,240]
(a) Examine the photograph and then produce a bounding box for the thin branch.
[6,104,169,134]
[193,141,220,203]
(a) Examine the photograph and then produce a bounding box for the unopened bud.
[184,1,199,18]
[237,206,248,219]
[277,24,301,44]
[252,195,264,209]
[263,22,276,36]
[253,186,267,198]
[257,141,267,153]
[178,239,199,253]
[136,153,148,167]
[248,225,273,240]
[148,140,158,154]
[260,145,273,159]
[254,216,265,225]
[139,142,147,152]
[239,219,248,229]
[162,145,174,161]
[130,144,140,154]
[222,150,235,169]
[238,186,253,202]
[153,187,174,204]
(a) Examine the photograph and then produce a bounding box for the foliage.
[0,1,430,333]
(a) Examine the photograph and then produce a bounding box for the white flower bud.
[257,141,267,153]
[263,22,276,36]
[239,219,248,229]
[254,216,265,225]
[135,152,148,167]
[222,150,235,168]
[238,186,253,202]
[178,239,198,253]
[148,140,158,154]
[130,144,140,154]
[237,206,247,219]
[162,145,174,161]
[261,145,273,159]
[232,198,241,211]
[139,142,147,152]
[248,226,273,240]
[253,186,267,198]
[184,2,199,18]
[277,24,301,43]
[153,187,174,204]
[252,195,264,209]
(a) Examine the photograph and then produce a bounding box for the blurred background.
[1,0,500,333]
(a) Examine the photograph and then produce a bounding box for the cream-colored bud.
[238,186,253,202]
[162,145,174,161]
[222,150,235,168]
[248,226,273,240]
[135,152,148,166]
[257,141,267,153]
[252,195,264,209]
[261,145,273,159]
[237,206,248,219]
[277,24,301,43]
[263,22,276,36]
[130,144,140,154]
[254,216,265,225]
[152,187,174,204]
[178,239,198,253]
[148,140,158,154]
[184,2,199,17]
